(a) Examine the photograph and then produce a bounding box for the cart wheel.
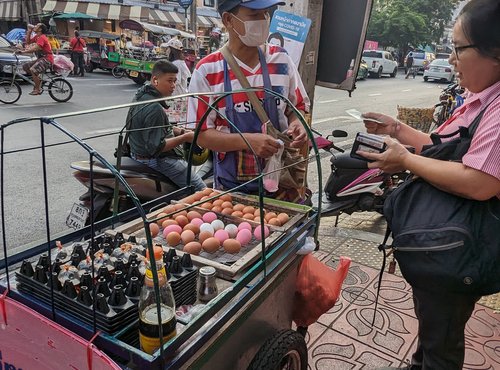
[112,66,125,79]
[85,63,94,73]
[247,330,308,370]
[131,74,147,85]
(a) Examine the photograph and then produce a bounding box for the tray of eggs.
[106,190,306,277]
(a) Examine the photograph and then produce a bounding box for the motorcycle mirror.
[331,130,348,138]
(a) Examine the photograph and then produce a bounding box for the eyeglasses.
[452,44,477,60]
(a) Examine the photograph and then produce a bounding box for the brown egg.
[149,223,160,237]
[277,213,290,225]
[220,194,232,202]
[183,241,202,255]
[162,219,179,229]
[242,213,255,220]
[202,237,221,253]
[173,204,185,211]
[209,191,220,198]
[163,205,176,215]
[202,188,213,196]
[156,213,169,226]
[253,216,263,224]
[175,215,189,228]
[187,210,202,221]
[181,194,197,204]
[212,206,223,213]
[201,202,213,210]
[183,223,200,235]
[181,230,196,244]
[268,218,281,226]
[212,199,224,207]
[223,239,241,254]
[264,212,277,222]
[231,210,244,218]
[174,210,188,218]
[221,201,233,209]
[242,206,255,214]
[221,207,234,216]
[200,196,210,201]
[199,231,213,244]
[233,204,245,212]
[254,208,266,217]
[166,231,181,246]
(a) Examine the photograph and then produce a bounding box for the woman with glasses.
[360,0,500,369]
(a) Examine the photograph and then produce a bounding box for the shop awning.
[0,0,21,20]
[53,11,99,20]
[43,0,149,21]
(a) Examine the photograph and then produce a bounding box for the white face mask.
[232,13,270,47]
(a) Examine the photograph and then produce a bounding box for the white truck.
[361,50,398,78]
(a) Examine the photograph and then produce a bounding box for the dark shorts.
[24,58,51,75]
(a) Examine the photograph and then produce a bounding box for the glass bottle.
[138,245,177,355]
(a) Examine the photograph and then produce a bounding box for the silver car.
[0,35,34,77]
[423,59,455,83]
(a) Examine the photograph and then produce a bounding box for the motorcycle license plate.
[129,70,139,77]
[66,203,89,230]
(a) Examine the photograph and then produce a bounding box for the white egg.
[211,219,225,231]
[199,223,215,235]
[224,224,239,238]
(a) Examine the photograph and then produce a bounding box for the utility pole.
[190,1,197,34]
[281,0,324,107]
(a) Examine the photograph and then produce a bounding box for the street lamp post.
[178,0,194,32]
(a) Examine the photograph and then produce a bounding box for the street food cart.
[117,20,198,85]
[0,90,323,369]
[78,30,121,74]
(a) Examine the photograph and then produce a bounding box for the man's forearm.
[198,130,251,152]
[161,133,189,152]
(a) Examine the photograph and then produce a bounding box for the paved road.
[0,69,446,251]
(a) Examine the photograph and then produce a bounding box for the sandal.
[29,90,41,96]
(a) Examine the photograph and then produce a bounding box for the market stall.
[0,90,324,369]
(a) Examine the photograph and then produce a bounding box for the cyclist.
[18,23,54,95]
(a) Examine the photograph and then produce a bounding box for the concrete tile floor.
[308,213,500,369]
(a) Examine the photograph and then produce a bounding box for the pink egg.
[162,224,183,238]
[202,211,218,223]
[237,222,252,232]
[253,225,270,241]
[236,228,252,246]
[214,229,229,244]
[190,218,204,227]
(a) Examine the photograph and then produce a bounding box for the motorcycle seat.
[330,153,368,169]
[119,157,173,183]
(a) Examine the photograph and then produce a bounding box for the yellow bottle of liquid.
[138,245,177,354]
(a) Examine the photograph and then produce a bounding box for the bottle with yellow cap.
[138,244,177,354]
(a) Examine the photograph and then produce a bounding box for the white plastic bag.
[263,139,284,192]
[53,54,74,73]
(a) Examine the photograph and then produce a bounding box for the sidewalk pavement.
[307,212,499,369]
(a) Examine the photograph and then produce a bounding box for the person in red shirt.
[69,30,87,77]
[19,23,54,95]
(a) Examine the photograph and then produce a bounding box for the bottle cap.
[146,245,164,261]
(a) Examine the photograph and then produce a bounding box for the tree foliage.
[367,0,460,51]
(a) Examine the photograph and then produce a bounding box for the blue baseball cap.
[218,0,285,14]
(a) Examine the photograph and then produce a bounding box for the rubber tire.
[390,67,397,77]
[85,62,94,73]
[0,80,22,104]
[424,77,429,82]
[247,330,308,370]
[112,66,125,79]
[131,74,147,85]
[374,67,382,78]
[48,78,73,102]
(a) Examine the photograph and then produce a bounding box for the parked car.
[405,51,435,73]
[423,59,456,83]
[361,50,398,78]
[0,34,34,77]
[356,59,369,80]
[435,52,451,60]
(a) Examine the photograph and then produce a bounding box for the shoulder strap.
[220,44,271,127]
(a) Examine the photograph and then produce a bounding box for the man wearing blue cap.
[187,0,310,198]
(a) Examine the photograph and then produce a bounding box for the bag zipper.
[399,226,473,240]
[393,240,464,252]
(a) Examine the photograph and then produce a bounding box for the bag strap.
[220,44,271,127]
[372,226,392,326]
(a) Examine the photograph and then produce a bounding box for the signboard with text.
[178,0,193,9]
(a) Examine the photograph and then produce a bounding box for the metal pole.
[185,8,188,31]
[190,3,197,35]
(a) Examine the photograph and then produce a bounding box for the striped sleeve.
[463,98,500,180]
[187,67,218,131]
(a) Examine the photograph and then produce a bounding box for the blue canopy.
[5,28,26,42]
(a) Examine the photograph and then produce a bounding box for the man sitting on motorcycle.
[18,23,54,95]
[127,60,206,191]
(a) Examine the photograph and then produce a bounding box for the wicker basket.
[397,106,435,133]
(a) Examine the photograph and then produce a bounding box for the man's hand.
[181,130,195,143]
[287,119,307,148]
[357,137,411,173]
[245,133,281,158]
[363,112,400,137]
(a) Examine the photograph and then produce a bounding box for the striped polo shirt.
[436,80,500,183]
[187,44,310,133]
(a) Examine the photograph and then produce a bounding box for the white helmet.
[166,38,183,50]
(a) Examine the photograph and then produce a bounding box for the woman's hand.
[363,112,401,137]
[357,137,411,173]
[287,119,307,148]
